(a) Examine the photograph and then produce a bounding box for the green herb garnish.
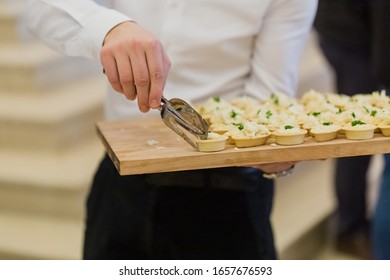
[233,123,244,130]
[370,110,377,117]
[351,120,366,126]
[284,125,294,130]
[322,122,332,126]
[230,110,237,118]
[212,96,220,102]
[270,93,279,105]
[266,110,272,119]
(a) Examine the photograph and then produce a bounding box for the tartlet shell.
[231,134,270,148]
[196,136,227,152]
[378,125,390,136]
[343,126,376,140]
[311,131,338,142]
[272,130,307,145]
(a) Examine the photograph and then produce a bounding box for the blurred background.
[0,0,383,259]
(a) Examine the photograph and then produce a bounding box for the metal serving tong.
[158,96,209,150]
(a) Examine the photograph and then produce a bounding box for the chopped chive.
[233,123,244,130]
[230,110,237,118]
[351,120,366,126]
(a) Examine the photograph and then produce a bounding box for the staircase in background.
[0,0,105,259]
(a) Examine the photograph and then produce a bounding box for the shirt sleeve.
[245,0,318,98]
[25,0,133,60]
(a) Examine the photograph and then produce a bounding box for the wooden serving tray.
[96,116,390,175]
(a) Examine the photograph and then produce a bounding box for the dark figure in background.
[314,0,390,259]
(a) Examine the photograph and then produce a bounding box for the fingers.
[128,40,151,112]
[145,43,171,109]
[101,40,138,102]
[100,51,123,94]
[250,161,297,173]
[131,38,170,111]
[116,54,137,101]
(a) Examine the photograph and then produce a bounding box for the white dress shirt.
[26,0,317,120]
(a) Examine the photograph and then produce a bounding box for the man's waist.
[144,167,266,191]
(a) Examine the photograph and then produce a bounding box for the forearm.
[26,0,170,113]
[25,0,131,60]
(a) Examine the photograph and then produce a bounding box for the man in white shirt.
[26,0,317,259]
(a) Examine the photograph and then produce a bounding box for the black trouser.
[83,155,276,260]
[319,40,379,237]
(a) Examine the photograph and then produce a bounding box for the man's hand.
[251,162,297,176]
[100,21,171,113]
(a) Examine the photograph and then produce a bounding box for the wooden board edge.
[116,136,390,175]
[95,123,122,174]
